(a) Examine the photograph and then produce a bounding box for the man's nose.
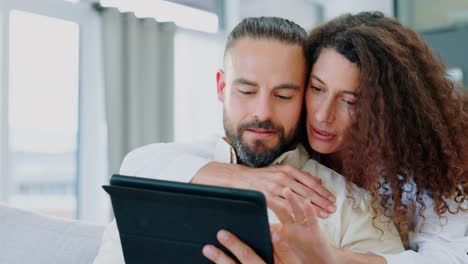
[252,93,274,121]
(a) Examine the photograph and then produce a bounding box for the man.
[93,17,403,264]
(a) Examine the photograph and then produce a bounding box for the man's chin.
[241,140,278,154]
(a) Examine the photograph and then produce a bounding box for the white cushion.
[0,203,104,264]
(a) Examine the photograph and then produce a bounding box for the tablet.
[103,174,273,264]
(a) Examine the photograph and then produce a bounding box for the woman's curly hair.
[305,11,467,245]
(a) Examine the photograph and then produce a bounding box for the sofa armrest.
[0,203,105,264]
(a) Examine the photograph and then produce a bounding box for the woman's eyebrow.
[311,74,326,86]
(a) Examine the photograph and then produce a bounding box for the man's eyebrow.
[232,78,259,87]
[273,83,301,90]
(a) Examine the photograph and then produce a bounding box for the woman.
[204,11,467,264]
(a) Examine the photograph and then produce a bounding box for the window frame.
[0,0,109,223]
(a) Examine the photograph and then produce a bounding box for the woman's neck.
[323,151,344,174]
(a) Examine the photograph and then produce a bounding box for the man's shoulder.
[302,159,346,187]
[302,159,369,202]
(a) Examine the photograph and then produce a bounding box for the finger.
[283,178,315,198]
[280,166,336,205]
[272,167,335,215]
[262,179,289,198]
[279,178,334,217]
[308,202,330,219]
[265,192,289,209]
[267,195,295,224]
[302,199,320,230]
[202,244,236,264]
[272,235,302,264]
[270,223,282,234]
[217,230,266,264]
[303,190,336,216]
[283,188,306,223]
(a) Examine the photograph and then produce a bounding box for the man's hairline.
[222,36,305,68]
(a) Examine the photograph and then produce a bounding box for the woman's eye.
[311,86,322,92]
[343,99,356,106]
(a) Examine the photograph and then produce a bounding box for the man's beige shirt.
[94,139,403,263]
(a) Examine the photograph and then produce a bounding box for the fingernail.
[272,231,280,242]
[218,230,229,242]
[327,205,336,213]
[328,196,336,203]
[203,245,217,258]
[319,211,329,218]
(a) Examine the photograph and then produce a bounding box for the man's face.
[217,37,306,167]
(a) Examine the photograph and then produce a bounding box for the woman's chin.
[308,141,339,154]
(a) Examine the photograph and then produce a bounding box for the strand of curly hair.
[305,12,467,246]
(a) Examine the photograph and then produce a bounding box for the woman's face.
[305,48,360,156]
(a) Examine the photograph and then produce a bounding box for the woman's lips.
[311,127,336,141]
[244,129,277,139]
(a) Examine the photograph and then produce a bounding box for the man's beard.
[224,114,298,168]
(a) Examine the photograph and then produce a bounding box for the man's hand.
[201,188,340,264]
[202,230,268,264]
[191,162,336,218]
[202,188,387,264]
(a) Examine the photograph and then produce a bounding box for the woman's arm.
[119,136,218,182]
[380,197,468,264]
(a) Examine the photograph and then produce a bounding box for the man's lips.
[244,128,277,139]
[310,126,336,141]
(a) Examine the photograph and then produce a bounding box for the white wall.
[238,0,320,31]
[173,29,225,142]
[323,0,394,20]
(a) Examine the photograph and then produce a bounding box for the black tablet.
[103,174,273,264]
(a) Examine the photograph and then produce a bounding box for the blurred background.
[0,0,466,224]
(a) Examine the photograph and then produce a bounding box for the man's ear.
[216,69,226,102]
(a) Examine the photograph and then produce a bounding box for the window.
[8,10,80,218]
[396,0,468,31]
[0,0,108,223]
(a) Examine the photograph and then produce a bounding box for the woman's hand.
[192,162,336,218]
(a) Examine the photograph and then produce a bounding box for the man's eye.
[239,90,253,95]
[276,95,292,100]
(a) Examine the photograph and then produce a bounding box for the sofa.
[0,203,105,264]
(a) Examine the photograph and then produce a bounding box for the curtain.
[101,8,176,175]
